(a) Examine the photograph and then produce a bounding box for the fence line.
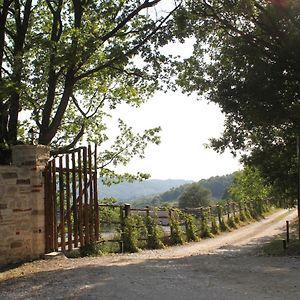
[95,199,270,253]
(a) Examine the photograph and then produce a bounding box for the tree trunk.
[297,135,300,240]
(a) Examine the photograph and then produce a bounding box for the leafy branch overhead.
[175,0,300,202]
[0,0,182,157]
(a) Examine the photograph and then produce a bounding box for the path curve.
[0,209,299,300]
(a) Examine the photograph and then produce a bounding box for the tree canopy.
[178,182,211,208]
[0,0,182,170]
[176,0,300,201]
[229,166,271,203]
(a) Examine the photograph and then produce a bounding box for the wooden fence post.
[120,206,125,253]
[168,209,173,238]
[217,205,221,224]
[232,202,236,218]
[286,220,290,243]
[124,203,131,218]
[227,200,230,220]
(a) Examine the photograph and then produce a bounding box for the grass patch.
[261,217,300,256]
[261,239,300,256]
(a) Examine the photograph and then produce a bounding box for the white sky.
[104,35,242,181]
[108,91,242,181]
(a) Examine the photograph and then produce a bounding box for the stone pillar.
[0,145,50,266]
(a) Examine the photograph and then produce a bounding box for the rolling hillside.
[98,179,193,202]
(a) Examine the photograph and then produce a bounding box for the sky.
[103,34,242,181]
[107,90,242,181]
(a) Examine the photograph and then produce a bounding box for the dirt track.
[0,209,299,300]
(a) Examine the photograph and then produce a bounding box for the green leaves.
[1,0,181,155]
[229,167,271,202]
[175,0,300,201]
[178,182,211,209]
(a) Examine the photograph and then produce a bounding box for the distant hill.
[199,174,235,199]
[98,179,194,202]
[131,174,235,207]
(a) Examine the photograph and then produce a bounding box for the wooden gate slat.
[72,152,79,248]
[59,156,65,251]
[83,147,90,244]
[52,160,58,251]
[65,154,72,251]
[88,145,94,242]
[78,150,84,246]
[94,145,99,241]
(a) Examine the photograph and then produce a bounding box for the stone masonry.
[0,145,50,266]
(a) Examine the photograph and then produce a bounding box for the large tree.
[178,182,211,208]
[0,0,182,164]
[175,0,300,202]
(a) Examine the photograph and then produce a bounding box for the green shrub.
[184,213,199,242]
[217,205,230,232]
[65,249,81,258]
[211,217,219,235]
[244,202,253,220]
[200,209,213,238]
[234,214,240,224]
[227,216,237,229]
[80,242,103,257]
[146,210,165,249]
[219,218,230,232]
[123,214,146,253]
[169,209,184,245]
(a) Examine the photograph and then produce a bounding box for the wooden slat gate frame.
[44,145,99,253]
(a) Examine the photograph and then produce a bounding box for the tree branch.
[76,2,182,81]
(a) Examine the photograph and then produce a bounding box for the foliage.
[183,213,199,242]
[233,212,240,225]
[244,202,254,221]
[227,216,237,229]
[80,242,103,257]
[123,214,146,253]
[200,208,212,238]
[169,209,184,245]
[146,210,164,249]
[211,217,219,235]
[99,198,120,233]
[199,174,234,200]
[217,206,230,232]
[178,182,211,209]
[175,0,300,203]
[229,167,271,203]
[0,0,182,170]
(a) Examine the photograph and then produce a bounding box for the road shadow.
[1,248,299,300]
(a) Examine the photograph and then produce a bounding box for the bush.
[219,218,230,232]
[123,214,146,253]
[169,209,185,245]
[211,217,219,235]
[184,213,199,242]
[146,210,165,249]
[200,209,213,238]
[80,242,103,257]
[217,205,230,232]
[227,216,237,229]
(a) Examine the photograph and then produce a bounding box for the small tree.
[0,0,182,163]
[178,183,211,209]
[229,166,271,209]
[146,209,164,249]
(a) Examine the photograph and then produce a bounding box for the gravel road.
[0,209,299,300]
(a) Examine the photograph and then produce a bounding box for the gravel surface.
[0,209,299,300]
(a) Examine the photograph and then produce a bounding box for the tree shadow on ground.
[0,244,300,300]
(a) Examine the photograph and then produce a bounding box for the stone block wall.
[0,145,50,266]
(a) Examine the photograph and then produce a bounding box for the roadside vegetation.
[261,219,300,256]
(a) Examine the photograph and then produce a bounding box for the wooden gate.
[44,145,99,253]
